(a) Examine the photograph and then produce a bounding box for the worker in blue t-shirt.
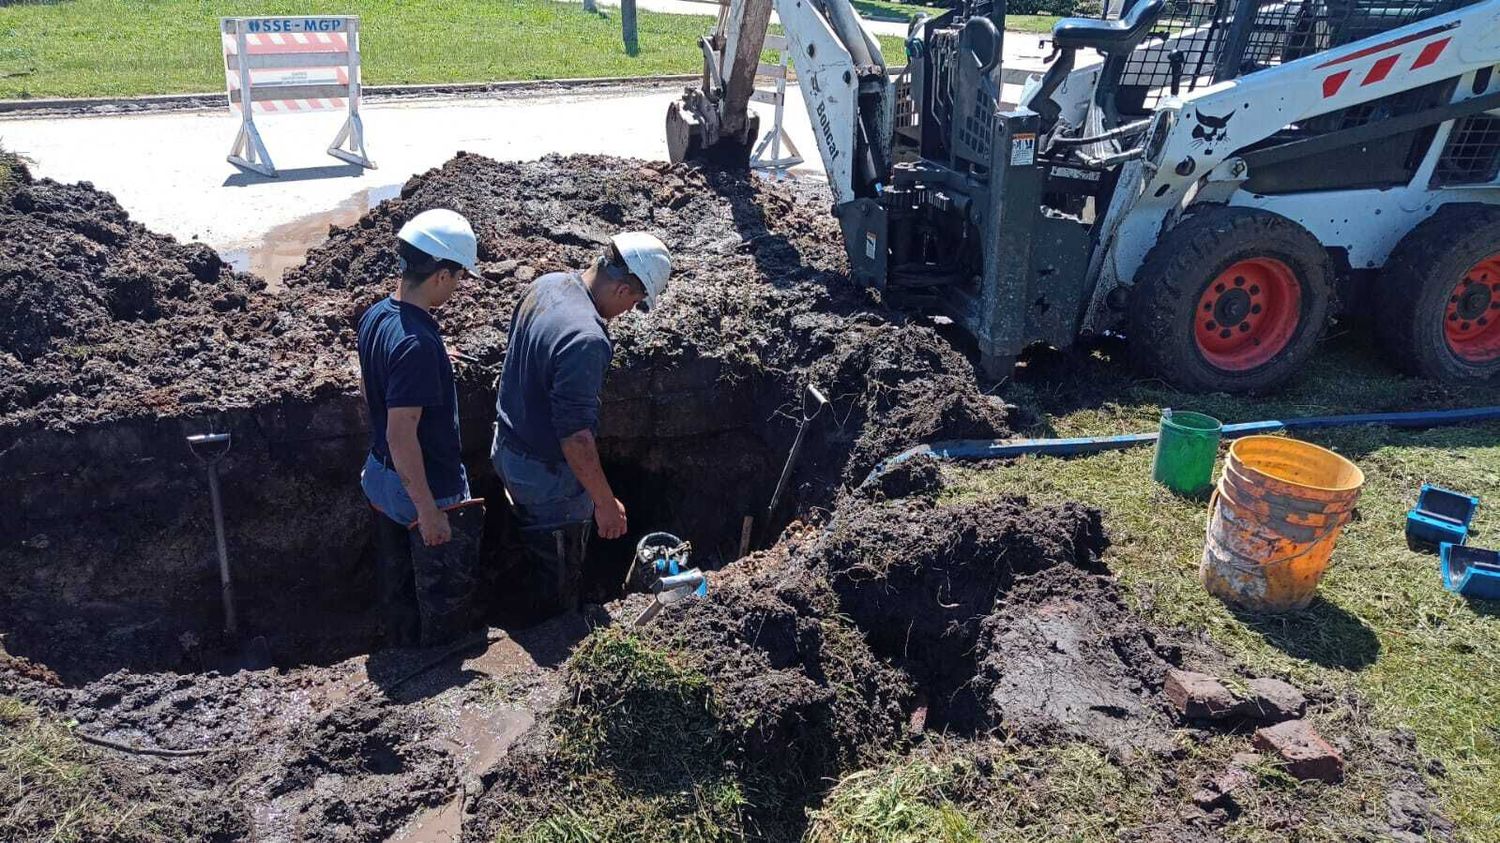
[356,209,484,647]
[492,232,672,617]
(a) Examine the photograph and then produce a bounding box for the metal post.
[622,0,639,54]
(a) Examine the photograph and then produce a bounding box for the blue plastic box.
[1406,484,1479,550]
[1440,544,1500,601]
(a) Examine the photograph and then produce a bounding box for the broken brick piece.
[1165,669,1238,720]
[1239,677,1308,722]
[1253,719,1345,782]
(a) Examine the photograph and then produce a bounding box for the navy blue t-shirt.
[496,272,612,463]
[356,296,466,499]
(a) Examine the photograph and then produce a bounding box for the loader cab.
[874,0,1497,383]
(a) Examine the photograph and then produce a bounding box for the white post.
[226,19,277,177]
[327,18,375,169]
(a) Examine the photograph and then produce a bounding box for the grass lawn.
[850,0,945,22]
[1004,14,1063,33]
[0,0,904,99]
[936,335,1500,839]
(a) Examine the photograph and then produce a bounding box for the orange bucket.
[1201,436,1364,612]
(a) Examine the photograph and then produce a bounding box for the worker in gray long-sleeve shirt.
[492,232,671,616]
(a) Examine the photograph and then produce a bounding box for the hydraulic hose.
[861,406,1500,487]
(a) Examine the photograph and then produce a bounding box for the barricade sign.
[220,16,374,177]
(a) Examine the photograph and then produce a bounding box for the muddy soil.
[466,524,911,841]
[0,154,1454,842]
[4,614,585,843]
[975,563,1176,757]
[812,491,1109,729]
[0,163,267,427]
[2,152,1007,680]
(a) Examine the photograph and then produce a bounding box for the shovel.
[186,432,270,671]
[759,384,829,545]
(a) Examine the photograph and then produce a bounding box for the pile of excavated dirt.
[466,528,911,841]
[975,562,1176,757]
[812,491,1110,728]
[3,152,1008,680]
[283,152,1010,487]
[0,162,273,427]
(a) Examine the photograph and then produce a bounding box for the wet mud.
[0,154,1455,842]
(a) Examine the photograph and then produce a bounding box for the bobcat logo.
[1191,109,1236,149]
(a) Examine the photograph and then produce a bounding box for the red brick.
[1252,719,1344,782]
[1165,669,1237,720]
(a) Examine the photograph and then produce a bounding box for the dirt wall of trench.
[1,153,1009,681]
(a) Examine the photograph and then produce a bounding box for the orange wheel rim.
[1194,257,1302,371]
[1445,254,1500,363]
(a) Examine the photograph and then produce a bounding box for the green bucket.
[1152,410,1222,496]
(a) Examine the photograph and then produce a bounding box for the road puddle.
[223,183,401,288]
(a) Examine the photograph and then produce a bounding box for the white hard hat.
[397,209,478,273]
[612,232,671,312]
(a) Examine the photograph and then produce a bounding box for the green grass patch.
[814,728,1459,842]
[0,0,904,99]
[849,0,945,22]
[1003,14,1063,33]
[809,742,1164,842]
[0,697,166,842]
[937,338,1500,839]
[491,629,749,842]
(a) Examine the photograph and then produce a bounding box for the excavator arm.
[665,0,891,208]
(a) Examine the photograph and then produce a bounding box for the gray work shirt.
[495,272,612,463]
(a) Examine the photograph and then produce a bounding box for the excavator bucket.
[665,98,759,168]
[665,99,700,165]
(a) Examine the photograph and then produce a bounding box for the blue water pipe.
[862,406,1500,487]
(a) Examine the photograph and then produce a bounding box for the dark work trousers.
[370,501,485,648]
[494,436,594,618]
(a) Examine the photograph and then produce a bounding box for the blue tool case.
[1440,544,1500,601]
[1406,485,1479,550]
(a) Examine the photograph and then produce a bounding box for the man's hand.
[595,497,628,540]
[561,429,629,540]
[416,506,452,546]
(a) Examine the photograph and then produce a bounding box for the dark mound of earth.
[975,563,1176,757]
[465,526,910,841]
[0,165,266,426]
[812,493,1109,728]
[282,152,1010,486]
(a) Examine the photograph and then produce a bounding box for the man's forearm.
[560,429,614,505]
[388,430,439,517]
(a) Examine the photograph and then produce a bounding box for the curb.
[0,74,702,116]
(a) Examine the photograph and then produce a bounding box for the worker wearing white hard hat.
[356,208,484,647]
[491,232,673,619]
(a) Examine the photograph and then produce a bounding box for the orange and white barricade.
[220,16,374,177]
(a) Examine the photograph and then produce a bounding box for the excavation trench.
[0,153,1461,842]
[1,363,812,681]
[0,152,1009,683]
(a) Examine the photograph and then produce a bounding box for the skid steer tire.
[1374,203,1500,382]
[1129,206,1333,393]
